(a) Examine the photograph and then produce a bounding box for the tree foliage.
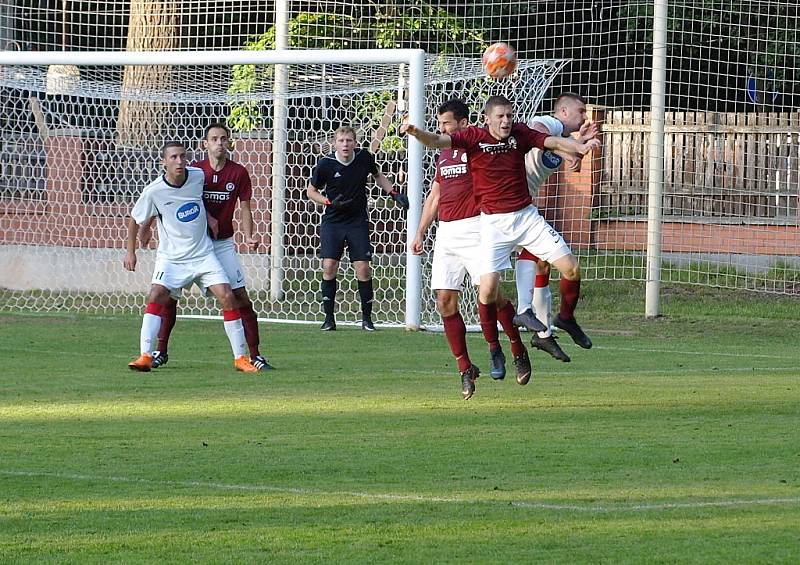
[227,2,486,134]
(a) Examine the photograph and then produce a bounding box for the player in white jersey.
[516,93,598,362]
[123,141,258,373]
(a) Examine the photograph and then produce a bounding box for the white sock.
[533,285,552,338]
[140,313,161,354]
[224,318,248,358]
[515,259,535,315]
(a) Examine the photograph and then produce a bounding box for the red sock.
[496,301,525,358]
[442,313,471,372]
[559,277,581,320]
[535,273,549,288]
[156,298,177,353]
[239,303,261,358]
[478,302,500,351]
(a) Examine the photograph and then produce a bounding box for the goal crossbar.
[0,48,428,329]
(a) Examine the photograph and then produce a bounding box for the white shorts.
[151,254,230,299]
[480,205,571,275]
[431,216,495,290]
[211,238,246,291]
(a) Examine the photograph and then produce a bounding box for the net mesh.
[0,56,566,326]
[2,0,799,317]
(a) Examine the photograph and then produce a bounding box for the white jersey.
[130,167,214,263]
[525,115,565,195]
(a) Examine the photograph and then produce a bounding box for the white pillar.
[645,0,668,318]
[270,0,289,301]
[404,50,426,330]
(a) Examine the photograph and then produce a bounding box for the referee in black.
[307,125,409,331]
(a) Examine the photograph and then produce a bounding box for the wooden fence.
[598,111,800,221]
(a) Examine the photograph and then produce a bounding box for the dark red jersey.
[449,124,548,214]
[192,159,253,240]
[434,148,480,222]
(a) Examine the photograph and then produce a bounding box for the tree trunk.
[116,1,179,148]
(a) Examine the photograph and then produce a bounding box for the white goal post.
[0,49,428,328]
[0,49,565,329]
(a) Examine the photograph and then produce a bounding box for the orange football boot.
[128,353,153,372]
[234,355,259,373]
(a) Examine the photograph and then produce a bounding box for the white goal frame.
[0,49,428,329]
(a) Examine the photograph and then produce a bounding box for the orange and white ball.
[482,42,518,80]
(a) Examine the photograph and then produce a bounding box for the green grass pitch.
[1,282,799,563]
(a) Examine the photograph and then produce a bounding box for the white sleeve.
[130,189,157,225]
[529,115,564,137]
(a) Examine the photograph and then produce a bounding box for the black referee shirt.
[310,149,379,223]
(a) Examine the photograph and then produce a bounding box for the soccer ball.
[482,42,518,80]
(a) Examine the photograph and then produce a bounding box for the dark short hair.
[484,95,513,115]
[204,122,231,139]
[160,141,185,157]
[555,92,587,109]
[437,98,470,121]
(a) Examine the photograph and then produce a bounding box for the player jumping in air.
[411,99,546,399]
[516,93,598,362]
[402,95,599,384]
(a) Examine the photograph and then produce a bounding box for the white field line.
[1,469,798,514]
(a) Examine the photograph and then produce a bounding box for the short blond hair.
[334,126,358,141]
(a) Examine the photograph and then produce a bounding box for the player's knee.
[536,261,551,277]
[552,254,580,281]
[353,262,371,280]
[562,262,581,281]
[436,293,458,317]
[233,287,250,308]
[322,261,339,279]
[478,276,500,304]
[147,285,171,304]
[478,287,499,305]
[213,286,236,309]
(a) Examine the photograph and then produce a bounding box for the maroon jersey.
[192,159,253,240]
[434,148,480,222]
[449,124,548,214]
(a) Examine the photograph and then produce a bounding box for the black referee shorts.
[320,219,373,262]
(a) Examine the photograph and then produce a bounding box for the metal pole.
[270,0,289,301]
[404,50,425,330]
[645,0,668,318]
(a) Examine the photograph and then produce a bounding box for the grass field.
[2,281,800,563]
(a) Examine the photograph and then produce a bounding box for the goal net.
[2,1,799,315]
[0,52,566,327]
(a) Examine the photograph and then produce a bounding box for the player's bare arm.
[124,216,140,271]
[307,182,352,210]
[374,169,409,209]
[530,121,583,172]
[556,149,583,172]
[306,183,330,207]
[374,170,395,195]
[400,118,452,149]
[238,199,261,251]
[138,217,155,247]
[543,135,600,158]
[206,210,219,239]
[411,181,441,255]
